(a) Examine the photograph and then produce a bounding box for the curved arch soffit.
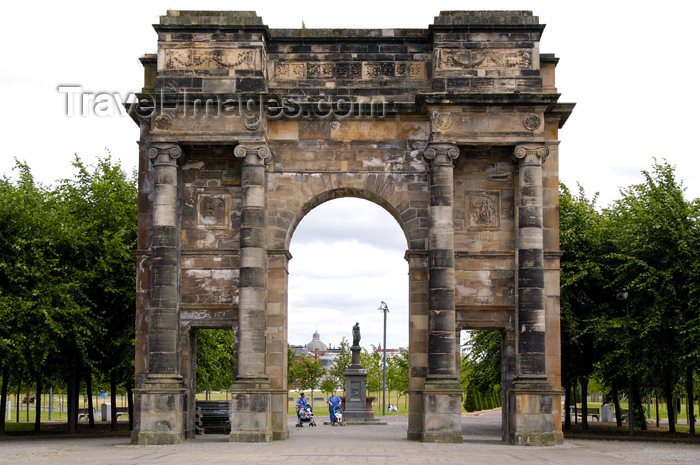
[285,188,410,251]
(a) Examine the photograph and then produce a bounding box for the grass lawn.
[570,400,699,424]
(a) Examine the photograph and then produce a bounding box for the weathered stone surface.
[132,9,572,446]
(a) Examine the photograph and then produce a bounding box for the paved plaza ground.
[1,410,699,464]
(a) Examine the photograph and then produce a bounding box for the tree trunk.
[34,377,42,432]
[564,380,571,431]
[16,381,21,423]
[573,384,578,425]
[664,365,675,433]
[67,370,79,434]
[686,367,695,436]
[655,395,659,427]
[0,365,8,433]
[110,372,117,432]
[85,370,95,428]
[581,377,589,432]
[632,374,645,430]
[126,378,134,431]
[612,381,622,427]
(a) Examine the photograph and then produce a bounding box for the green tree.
[559,183,610,431]
[460,330,501,412]
[58,155,138,430]
[0,162,91,432]
[326,337,351,390]
[361,346,383,395]
[196,329,235,392]
[386,350,409,405]
[605,160,698,432]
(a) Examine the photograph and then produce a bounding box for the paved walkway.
[2,411,699,464]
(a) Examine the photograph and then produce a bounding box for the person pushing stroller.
[327,391,343,425]
[296,392,316,427]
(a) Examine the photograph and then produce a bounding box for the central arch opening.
[287,197,408,423]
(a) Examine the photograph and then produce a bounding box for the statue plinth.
[342,345,385,425]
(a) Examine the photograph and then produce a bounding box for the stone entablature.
[147,10,547,100]
[131,9,574,447]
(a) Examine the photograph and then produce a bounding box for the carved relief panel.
[196,189,231,229]
[466,191,500,229]
[436,48,532,70]
[163,48,260,70]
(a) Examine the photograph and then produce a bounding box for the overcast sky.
[2,1,699,349]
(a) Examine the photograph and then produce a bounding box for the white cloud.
[289,199,408,348]
[3,0,700,352]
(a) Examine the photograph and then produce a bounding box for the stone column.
[229,143,273,443]
[502,329,516,442]
[136,142,186,445]
[266,249,291,440]
[509,144,558,445]
[421,143,462,443]
[405,250,428,440]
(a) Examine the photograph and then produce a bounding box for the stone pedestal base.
[421,375,463,443]
[508,376,562,446]
[271,389,289,440]
[343,346,375,420]
[229,376,272,443]
[135,374,186,445]
[343,369,371,420]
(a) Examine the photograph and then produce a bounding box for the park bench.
[77,407,96,421]
[569,406,600,421]
[195,400,231,435]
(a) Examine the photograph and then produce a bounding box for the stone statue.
[352,322,361,347]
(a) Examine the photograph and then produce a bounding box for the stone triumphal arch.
[131,10,574,445]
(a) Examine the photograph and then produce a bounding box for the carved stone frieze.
[437,48,532,70]
[307,62,334,78]
[164,48,258,70]
[273,60,427,81]
[362,62,395,79]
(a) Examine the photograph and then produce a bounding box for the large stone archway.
[131,10,574,445]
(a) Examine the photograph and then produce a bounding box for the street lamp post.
[616,291,633,437]
[378,301,389,416]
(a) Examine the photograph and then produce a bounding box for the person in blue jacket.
[327,391,342,424]
[296,392,310,415]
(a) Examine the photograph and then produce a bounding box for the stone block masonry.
[131,9,574,445]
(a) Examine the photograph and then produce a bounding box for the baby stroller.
[331,404,344,426]
[296,406,316,427]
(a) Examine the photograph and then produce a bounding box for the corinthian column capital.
[512,144,549,165]
[423,143,460,165]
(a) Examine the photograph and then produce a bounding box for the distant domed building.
[306,330,328,357]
